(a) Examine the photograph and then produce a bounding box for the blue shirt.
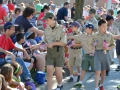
[2,4,9,13]
[29,15,37,26]
[57,7,68,21]
[15,15,33,33]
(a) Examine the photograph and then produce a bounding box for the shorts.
[45,46,64,67]
[94,50,110,71]
[69,49,82,66]
[82,54,94,71]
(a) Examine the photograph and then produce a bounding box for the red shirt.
[7,3,14,11]
[0,5,7,24]
[0,34,15,58]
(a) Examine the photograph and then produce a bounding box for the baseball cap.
[89,8,96,14]
[43,12,54,20]
[85,23,94,30]
[4,22,18,30]
[51,4,56,9]
[69,21,81,27]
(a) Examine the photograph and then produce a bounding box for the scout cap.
[89,8,96,14]
[43,12,54,20]
[85,23,94,30]
[69,21,81,27]
[4,22,18,30]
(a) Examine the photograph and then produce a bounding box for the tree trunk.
[74,0,84,21]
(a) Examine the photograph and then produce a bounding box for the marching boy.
[68,23,95,88]
[67,21,82,82]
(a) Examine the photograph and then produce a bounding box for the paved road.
[56,58,120,90]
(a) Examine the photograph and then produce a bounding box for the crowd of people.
[0,0,120,90]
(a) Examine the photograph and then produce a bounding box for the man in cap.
[67,21,82,83]
[86,8,98,33]
[36,12,66,90]
[67,23,95,88]
[49,4,56,15]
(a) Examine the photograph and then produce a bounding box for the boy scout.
[67,21,82,82]
[42,12,67,90]
[106,15,120,75]
[68,23,95,88]
[86,8,98,33]
[93,19,115,90]
[113,10,120,71]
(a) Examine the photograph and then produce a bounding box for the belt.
[71,47,81,49]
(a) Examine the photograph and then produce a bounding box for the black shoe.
[67,77,73,82]
[116,66,120,71]
[106,71,109,76]
[77,75,80,82]
[56,85,63,90]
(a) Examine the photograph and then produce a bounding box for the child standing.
[68,23,95,88]
[67,21,82,82]
[93,19,115,90]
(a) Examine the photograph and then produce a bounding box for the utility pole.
[107,0,112,10]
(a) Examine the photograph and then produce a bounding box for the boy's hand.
[47,43,53,48]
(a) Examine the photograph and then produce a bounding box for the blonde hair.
[1,64,13,82]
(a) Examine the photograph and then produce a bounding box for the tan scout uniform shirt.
[107,24,120,35]
[43,22,67,44]
[86,17,98,30]
[92,32,115,50]
[113,19,120,32]
[71,33,94,54]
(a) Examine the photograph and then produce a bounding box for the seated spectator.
[11,62,35,90]
[15,7,43,36]
[15,33,34,70]
[1,64,25,90]
[11,8,22,23]
[0,22,33,82]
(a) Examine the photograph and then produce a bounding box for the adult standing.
[15,7,43,37]
[34,0,43,17]
[71,3,75,19]
[57,2,70,21]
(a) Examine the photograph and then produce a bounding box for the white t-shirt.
[15,42,23,57]
[83,10,88,17]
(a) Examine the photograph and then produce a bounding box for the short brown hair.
[23,7,35,18]
[1,64,13,82]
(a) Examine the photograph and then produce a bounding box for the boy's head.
[16,33,25,43]
[117,10,120,19]
[107,9,114,16]
[85,23,94,33]
[4,22,18,36]
[89,8,96,18]
[106,15,114,25]
[43,12,55,26]
[15,25,24,34]
[98,19,107,33]
[69,21,80,31]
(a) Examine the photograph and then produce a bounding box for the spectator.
[0,22,32,82]
[2,0,9,13]
[19,2,25,11]
[49,4,56,15]
[57,2,70,21]
[0,0,8,25]
[71,3,75,19]
[7,0,14,12]
[11,7,22,23]
[15,7,43,36]
[48,1,53,6]
[34,0,43,17]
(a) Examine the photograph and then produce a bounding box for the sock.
[79,81,83,84]
[99,84,103,87]
[58,84,62,87]
[78,73,81,76]
[70,75,73,78]
[94,88,98,90]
